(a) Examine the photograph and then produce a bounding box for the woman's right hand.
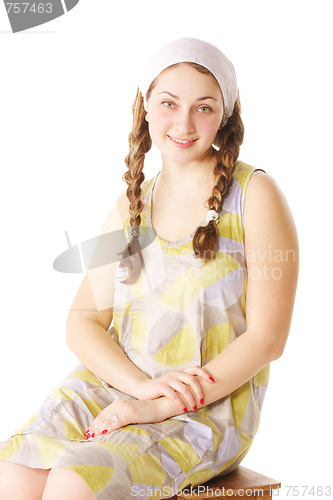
[134,366,215,413]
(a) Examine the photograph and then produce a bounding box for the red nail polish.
[183,408,188,413]
[102,429,107,434]
[200,399,204,405]
[209,376,215,382]
[91,433,95,438]
[193,405,197,411]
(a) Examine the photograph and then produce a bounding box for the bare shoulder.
[245,171,286,211]
[244,172,298,247]
[99,191,130,234]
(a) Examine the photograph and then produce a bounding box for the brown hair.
[119,62,244,284]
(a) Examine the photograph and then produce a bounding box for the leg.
[0,460,49,500]
[42,468,95,500]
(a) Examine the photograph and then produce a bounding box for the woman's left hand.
[84,399,160,440]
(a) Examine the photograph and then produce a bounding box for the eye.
[198,106,212,113]
[162,101,176,109]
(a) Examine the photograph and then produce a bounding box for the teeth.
[171,137,194,144]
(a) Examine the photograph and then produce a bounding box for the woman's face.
[145,63,224,168]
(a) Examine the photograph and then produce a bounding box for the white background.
[1,1,332,497]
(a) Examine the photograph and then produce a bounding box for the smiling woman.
[119,55,245,279]
[145,64,224,160]
[0,37,298,500]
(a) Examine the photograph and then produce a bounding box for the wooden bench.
[171,466,281,499]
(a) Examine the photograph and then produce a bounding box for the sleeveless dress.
[0,161,269,499]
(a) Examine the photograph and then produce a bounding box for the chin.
[165,155,199,166]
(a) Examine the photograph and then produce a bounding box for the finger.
[85,409,114,438]
[85,419,103,439]
[175,372,207,408]
[86,415,123,439]
[177,381,199,411]
[159,384,191,414]
[84,428,95,440]
[85,421,98,440]
[159,376,198,411]
[182,367,215,405]
[183,366,215,383]
[98,420,121,437]
[165,377,198,412]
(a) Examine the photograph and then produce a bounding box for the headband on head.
[139,37,239,127]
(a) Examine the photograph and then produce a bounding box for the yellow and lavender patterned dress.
[0,161,269,499]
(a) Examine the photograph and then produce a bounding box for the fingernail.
[183,408,188,413]
[193,405,197,411]
[91,433,95,438]
[209,376,215,382]
[102,429,107,434]
[84,435,90,440]
[200,398,204,405]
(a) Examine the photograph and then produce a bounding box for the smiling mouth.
[168,136,198,144]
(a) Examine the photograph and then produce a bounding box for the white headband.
[139,37,239,127]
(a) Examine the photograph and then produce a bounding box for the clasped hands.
[84,366,215,440]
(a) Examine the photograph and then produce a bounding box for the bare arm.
[66,193,150,396]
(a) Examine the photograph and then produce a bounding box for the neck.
[160,153,217,188]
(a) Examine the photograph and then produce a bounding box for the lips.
[168,135,198,148]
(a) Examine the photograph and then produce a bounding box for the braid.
[118,87,152,284]
[193,98,244,261]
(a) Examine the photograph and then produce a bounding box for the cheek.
[149,108,173,131]
[199,116,222,138]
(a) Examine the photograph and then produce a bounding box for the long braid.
[118,88,152,284]
[193,97,244,261]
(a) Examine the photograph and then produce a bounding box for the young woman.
[0,37,299,500]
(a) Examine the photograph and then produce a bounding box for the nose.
[175,108,195,135]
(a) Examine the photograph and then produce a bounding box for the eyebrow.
[158,91,217,102]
